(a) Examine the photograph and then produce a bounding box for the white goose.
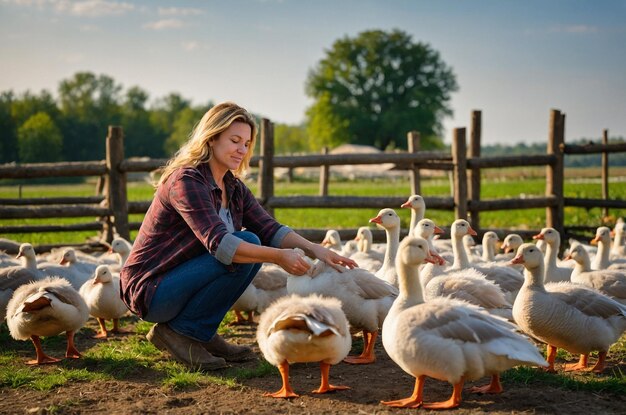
[400,194,425,236]
[565,243,626,305]
[320,229,343,254]
[286,249,397,365]
[414,218,448,265]
[501,233,525,273]
[7,276,89,364]
[591,226,626,270]
[79,265,129,338]
[1,245,43,322]
[421,220,523,303]
[256,294,351,398]
[19,243,91,290]
[512,243,626,372]
[59,248,98,276]
[370,208,402,287]
[231,263,288,324]
[532,228,572,283]
[611,220,626,258]
[382,237,546,409]
[351,226,384,269]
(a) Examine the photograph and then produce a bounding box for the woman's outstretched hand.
[276,248,312,276]
[309,244,358,273]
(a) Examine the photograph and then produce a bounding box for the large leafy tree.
[17,112,63,163]
[58,72,122,160]
[0,92,17,163]
[305,29,458,150]
[121,86,164,158]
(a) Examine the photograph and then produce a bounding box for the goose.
[59,248,99,276]
[256,294,351,398]
[400,194,425,236]
[1,246,44,321]
[286,249,398,364]
[591,226,626,270]
[414,218,448,265]
[382,237,546,409]
[463,234,480,262]
[611,220,626,258]
[479,231,501,262]
[6,276,89,364]
[79,265,129,338]
[564,244,626,305]
[370,208,401,287]
[421,220,523,303]
[501,233,525,273]
[320,229,343,254]
[511,243,626,372]
[231,263,288,324]
[532,228,572,283]
[349,227,383,272]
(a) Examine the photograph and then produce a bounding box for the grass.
[2,167,625,245]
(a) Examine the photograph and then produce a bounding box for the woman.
[120,102,357,370]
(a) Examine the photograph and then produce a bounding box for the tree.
[121,86,164,158]
[274,122,310,154]
[58,72,122,160]
[305,29,458,150]
[164,105,212,155]
[17,112,63,163]
[0,91,17,163]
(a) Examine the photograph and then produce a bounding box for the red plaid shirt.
[120,163,288,317]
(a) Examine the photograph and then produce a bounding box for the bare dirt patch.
[1,319,625,415]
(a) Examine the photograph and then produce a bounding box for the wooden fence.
[1,108,626,251]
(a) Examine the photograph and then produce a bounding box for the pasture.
[1,167,625,414]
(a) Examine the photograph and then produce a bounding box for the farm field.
[1,315,625,414]
[1,166,625,246]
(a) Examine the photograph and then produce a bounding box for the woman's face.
[210,121,252,174]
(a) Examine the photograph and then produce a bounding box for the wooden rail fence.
[1,109,625,251]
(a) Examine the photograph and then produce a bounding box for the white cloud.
[181,41,200,51]
[158,6,204,16]
[549,24,598,34]
[142,19,185,30]
[2,0,135,17]
[79,24,100,32]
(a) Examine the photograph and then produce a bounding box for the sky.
[1,0,625,146]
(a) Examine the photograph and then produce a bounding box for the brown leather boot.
[147,323,228,370]
[202,334,256,362]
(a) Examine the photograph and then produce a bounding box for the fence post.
[319,146,329,196]
[468,110,482,232]
[452,127,468,220]
[105,126,129,242]
[546,109,565,236]
[258,118,275,217]
[407,131,421,195]
[602,129,609,219]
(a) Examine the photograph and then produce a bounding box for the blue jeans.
[143,231,262,342]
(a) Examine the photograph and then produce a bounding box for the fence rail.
[1,109,625,250]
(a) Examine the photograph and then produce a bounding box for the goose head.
[400,194,425,213]
[501,234,524,253]
[16,243,35,260]
[92,265,114,285]
[59,248,77,265]
[369,208,401,231]
[482,231,500,249]
[511,243,544,270]
[590,226,611,246]
[563,243,589,265]
[415,218,443,240]
[451,219,477,240]
[110,238,132,256]
[533,227,560,247]
[321,230,341,249]
[396,236,433,270]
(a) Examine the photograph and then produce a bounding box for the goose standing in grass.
[591,226,626,270]
[1,245,43,322]
[257,294,351,398]
[532,228,572,283]
[511,243,626,372]
[19,243,91,290]
[382,237,547,409]
[6,276,89,364]
[371,208,402,287]
[79,265,129,338]
[400,194,425,236]
[565,244,626,305]
[287,248,397,364]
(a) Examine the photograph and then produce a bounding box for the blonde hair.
[157,102,258,187]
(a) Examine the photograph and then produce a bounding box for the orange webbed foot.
[342,355,375,365]
[26,355,61,365]
[263,389,299,399]
[312,384,350,394]
[380,398,423,408]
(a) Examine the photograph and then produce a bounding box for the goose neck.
[452,234,471,269]
[593,240,610,269]
[523,263,546,289]
[396,262,424,311]
[381,226,400,270]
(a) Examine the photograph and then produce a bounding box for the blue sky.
[1,0,625,145]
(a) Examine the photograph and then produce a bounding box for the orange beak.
[590,237,599,246]
[369,216,382,225]
[434,226,444,235]
[467,226,477,236]
[532,233,544,240]
[510,254,524,265]
[400,201,412,208]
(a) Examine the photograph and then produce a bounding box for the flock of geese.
[1,194,626,409]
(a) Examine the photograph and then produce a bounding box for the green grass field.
[1,167,625,245]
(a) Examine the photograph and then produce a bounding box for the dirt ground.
[1,319,625,415]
